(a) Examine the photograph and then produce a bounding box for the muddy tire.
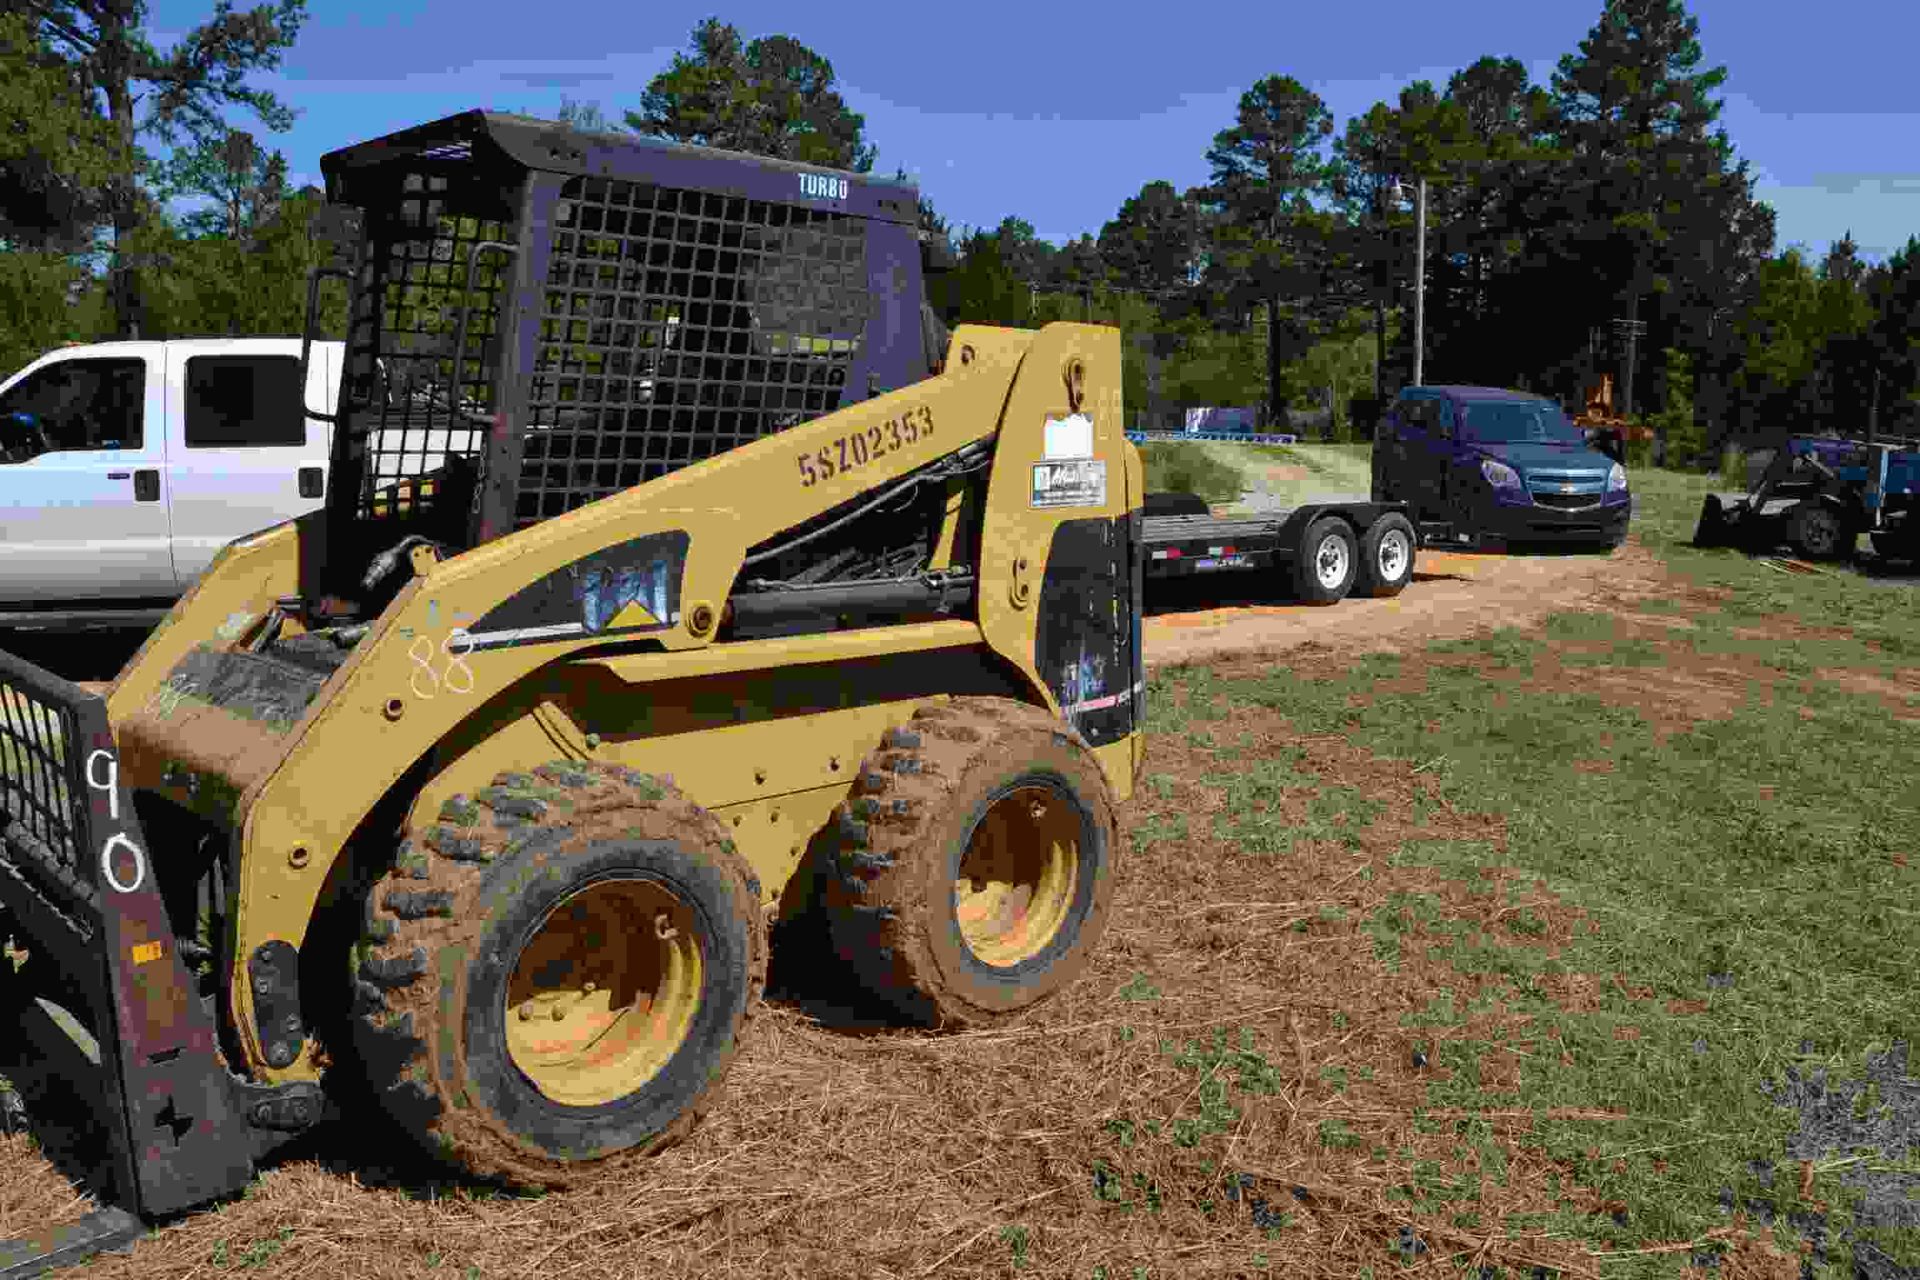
[1354,512,1416,598]
[346,761,766,1188]
[821,698,1119,1029]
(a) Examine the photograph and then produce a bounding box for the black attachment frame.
[0,652,255,1223]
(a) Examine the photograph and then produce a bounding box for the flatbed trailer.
[1141,493,1420,604]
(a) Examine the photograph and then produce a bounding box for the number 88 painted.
[408,630,476,699]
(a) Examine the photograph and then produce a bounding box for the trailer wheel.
[822,698,1119,1029]
[1293,515,1358,604]
[1355,513,1416,598]
[1787,501,1852,561]
[344,762,765,1189]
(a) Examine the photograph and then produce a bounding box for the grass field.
[1138,441,1375,513]
[1146,468,1917,1276]
[1,456,1915,1278]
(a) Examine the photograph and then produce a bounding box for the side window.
[1433,399,1456,436]
[186,355,305,448]
[0,358,146,461]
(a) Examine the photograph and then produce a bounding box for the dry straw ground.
[0,540,1875,1279]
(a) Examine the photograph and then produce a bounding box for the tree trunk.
[102,4,142,339]
[1868,365,1881,443]
[1374,296,1386,399]
[1267,290,1282,431]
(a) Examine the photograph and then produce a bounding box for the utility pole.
[1413,175,1426,388]
[1389,175,1430,387]
[1610,313,1647,416]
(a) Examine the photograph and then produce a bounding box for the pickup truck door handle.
[134,469,160,502]
[298,465,325,499]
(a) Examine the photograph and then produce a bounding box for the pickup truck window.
[0,357,145,462]
[186,355,306,447]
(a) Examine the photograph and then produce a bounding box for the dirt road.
[1145,540,1682,670]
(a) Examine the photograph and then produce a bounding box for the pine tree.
[1548,0,1761,417]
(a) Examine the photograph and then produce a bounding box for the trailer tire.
[344,762,765,1189]
[1787,501,1852,561]
[821,698,1119,1029]
[1293,515,1359,604]
[1355,513,1416,598]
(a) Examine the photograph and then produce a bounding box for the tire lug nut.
[552,1005,565,1021]
[583,981,596,994]
[518,1003,533,1022]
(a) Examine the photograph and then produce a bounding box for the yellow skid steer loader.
[0,110,1144,1272]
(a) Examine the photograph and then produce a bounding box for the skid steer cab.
[0,108,1147,1262]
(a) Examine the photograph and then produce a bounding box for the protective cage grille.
[517,176,870,529]
[0,667,100,940]
[343,165,520,523]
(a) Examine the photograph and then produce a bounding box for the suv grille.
[1532,491,1600,510]
[1526,469,1607,511]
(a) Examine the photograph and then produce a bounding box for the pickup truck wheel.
[1355,513,1416,598]
[1293,515,1358,604]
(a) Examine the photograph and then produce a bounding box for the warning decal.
[1031,459,1107,509]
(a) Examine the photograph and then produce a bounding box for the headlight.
[1480,458,1522,490]
[1607,463,1628,492]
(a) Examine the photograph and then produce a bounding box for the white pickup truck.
[0,337,345,628]
[0,337,502,631]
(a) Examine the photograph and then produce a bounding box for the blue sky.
[150,0,1920,263]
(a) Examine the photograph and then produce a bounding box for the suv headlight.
[1480,458,1522,490]
[1607,462,1628,493]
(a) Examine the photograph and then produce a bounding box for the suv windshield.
[1457,399,1585,446]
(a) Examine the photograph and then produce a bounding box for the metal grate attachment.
[342,166,518,523]
[516,176,870,528]
[0,662,98,936]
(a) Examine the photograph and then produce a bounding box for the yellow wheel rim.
[504,878,702,1107]
[952,783,1081,968]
